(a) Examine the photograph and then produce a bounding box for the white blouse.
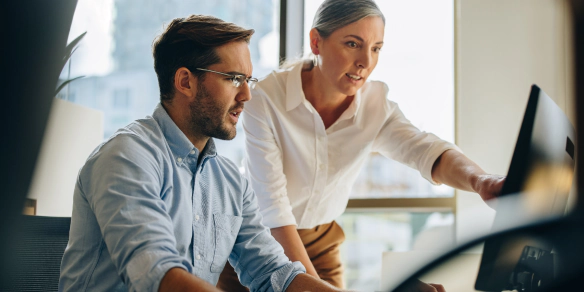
[242,63,460,229]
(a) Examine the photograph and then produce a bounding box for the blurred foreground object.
[0,0,78,289]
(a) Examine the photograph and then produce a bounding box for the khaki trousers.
[216,221,346,291]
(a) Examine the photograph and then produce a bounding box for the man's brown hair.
[152,15,255,102]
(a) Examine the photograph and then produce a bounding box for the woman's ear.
[174,67,196,99]
[309,28,321,55]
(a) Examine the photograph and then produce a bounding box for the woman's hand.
[401,279,446,292]
[473,174,506,200]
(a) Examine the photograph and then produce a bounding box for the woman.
[218,0,505,290]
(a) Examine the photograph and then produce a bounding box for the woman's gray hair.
[281,0,385,68]
[312,0,385,39]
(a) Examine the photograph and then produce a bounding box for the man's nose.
[237,82,252,102]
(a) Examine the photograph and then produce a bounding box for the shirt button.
[195,215,200,221]
[190,150,196,155]
[196,254,201,260]
[319,164,325,170]
[177,157,182,163]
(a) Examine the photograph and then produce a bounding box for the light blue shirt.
[59,104,305,292]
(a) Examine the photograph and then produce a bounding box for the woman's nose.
[356,50,373,69]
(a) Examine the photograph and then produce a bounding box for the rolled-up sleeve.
[229,177,306,292]
[372,99,462,184]
[242,88,296,228]
[81,134,192,292]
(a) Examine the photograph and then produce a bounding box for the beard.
[188,81,240,141]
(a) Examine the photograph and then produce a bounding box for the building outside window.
[112,88,131,109]
[63,0,280,146]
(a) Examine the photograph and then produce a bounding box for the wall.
[455,0,575,242]
[27,98,103,217]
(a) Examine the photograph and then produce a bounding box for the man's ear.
[309,28,321,55]
[174,67,196,98]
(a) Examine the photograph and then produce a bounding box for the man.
[59,15,343,292]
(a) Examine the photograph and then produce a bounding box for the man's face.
[188,41,252,141]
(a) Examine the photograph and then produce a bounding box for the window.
[338,211,454,290]
[112,88,130,109]
[63,0,281,159]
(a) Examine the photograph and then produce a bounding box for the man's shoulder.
[85,117,167,168]
[122,116,165,142]
[76,118,169,198]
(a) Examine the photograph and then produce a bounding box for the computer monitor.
[474,85,576,291]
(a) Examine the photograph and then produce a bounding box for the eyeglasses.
[194,68,258,89]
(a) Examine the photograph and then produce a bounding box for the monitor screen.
[475,84,576,291]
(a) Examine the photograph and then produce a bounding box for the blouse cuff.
[259,200,297,228]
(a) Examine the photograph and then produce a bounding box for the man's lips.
[230,107,243,115]
[228,107,244,120]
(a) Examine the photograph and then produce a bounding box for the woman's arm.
[270,225,320,278]
[431,149,506,200]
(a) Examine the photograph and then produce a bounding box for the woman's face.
[312,16,385,97]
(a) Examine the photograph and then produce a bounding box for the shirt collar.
[152,103,217,160]
[285,62,306,112]
[200,138,217,159]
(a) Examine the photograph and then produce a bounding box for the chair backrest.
[5,215,71,292]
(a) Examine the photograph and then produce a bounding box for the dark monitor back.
[475,85,576,291]
[500,85,575,201]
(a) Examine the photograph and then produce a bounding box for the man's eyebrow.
[344,34,384,45]
[226,71,252,77]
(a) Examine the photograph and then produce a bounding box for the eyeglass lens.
[232,76,256,89]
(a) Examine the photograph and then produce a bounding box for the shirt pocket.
[210,213,243,273]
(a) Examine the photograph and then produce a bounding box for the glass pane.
[337,211,455,291]
[304,1,455,198]
[61,0,280,165]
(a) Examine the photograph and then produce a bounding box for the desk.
[380,250,483,292]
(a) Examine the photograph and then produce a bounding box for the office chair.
[4,215,71,292]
